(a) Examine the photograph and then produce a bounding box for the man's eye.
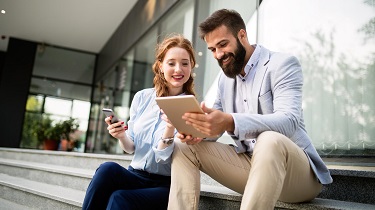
[220,43,227,47]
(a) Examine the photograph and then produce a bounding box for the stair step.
[0,173,84,209]
[0,158,94,191]
[0,148,132,170]
[200,185,375,210]
[0,197,35,210]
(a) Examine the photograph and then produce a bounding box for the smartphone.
[102,108,120,124]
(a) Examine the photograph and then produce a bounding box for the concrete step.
[199,185,375,210]
[0,173,84,210]
[0,158,94,191]
[0,197,35,210]
[0,147,132,170]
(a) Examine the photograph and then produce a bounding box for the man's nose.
[215,49,224,60]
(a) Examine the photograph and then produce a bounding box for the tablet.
[155,95,209,138]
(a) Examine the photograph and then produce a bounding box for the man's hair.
[198,9,246,40]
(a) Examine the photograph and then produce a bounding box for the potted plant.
[33,116,79,150]
[58,118,80,151]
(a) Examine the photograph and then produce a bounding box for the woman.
[82,34,197,210]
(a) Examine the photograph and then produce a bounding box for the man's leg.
[168,140,252,210]
[240,131,322,210]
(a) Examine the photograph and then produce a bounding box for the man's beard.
[217,38,246,78]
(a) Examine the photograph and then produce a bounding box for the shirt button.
[244,99,247,102]
[242,79,245,82]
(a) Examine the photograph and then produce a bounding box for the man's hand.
[176,133,203,145]
[182,102,234,137]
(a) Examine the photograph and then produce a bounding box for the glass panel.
[258,0,375,156]
[33,45,95,84]
[159,0,195,41]
[29,77,92,101]
[45,97,72,116]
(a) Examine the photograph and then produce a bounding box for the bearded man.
[167,9,332,210]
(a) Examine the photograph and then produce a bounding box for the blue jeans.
[82,162,171,210]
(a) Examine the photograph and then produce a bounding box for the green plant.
[58,118,79,140]
[33,116,79,143]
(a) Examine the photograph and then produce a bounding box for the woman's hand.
[105,116,134,154]
[105,116,128,139]
[160,109,175,130]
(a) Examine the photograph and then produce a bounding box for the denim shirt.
[126,88,175,176]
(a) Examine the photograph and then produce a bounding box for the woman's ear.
[159,62,163,73]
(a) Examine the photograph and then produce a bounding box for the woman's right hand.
[105,116,128,139]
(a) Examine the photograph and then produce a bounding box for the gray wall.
[0,38,36,147]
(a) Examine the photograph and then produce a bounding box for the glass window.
[29,77,92,101]
[45,97,72,116]
[21,45,95,152]
[258,0,375,156]
[159,0,195,41]
[33,45,95,84]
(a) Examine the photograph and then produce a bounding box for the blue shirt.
[126,88,174,176]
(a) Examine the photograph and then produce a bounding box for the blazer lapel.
[251,47,270,114]
[225,77,236,113]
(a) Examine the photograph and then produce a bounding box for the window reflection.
[258,0,375,155]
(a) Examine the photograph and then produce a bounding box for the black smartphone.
[102,108,120,124]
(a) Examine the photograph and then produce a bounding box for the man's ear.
[237,29,246,40]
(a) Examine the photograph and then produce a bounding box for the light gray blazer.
[212,45,333,185]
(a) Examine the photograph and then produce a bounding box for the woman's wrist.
[161,137,174,145]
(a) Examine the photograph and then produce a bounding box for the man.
[167,9,332,210]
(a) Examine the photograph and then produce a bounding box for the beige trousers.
[167,131,322,210]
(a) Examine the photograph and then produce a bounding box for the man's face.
[205,25,246,78]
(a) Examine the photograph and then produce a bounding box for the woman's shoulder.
[134,88,156,100]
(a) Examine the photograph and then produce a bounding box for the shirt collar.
[242,44,261,77]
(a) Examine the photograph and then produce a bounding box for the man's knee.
[254,131,290,155]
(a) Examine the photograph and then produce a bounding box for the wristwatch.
[161,137,174,145]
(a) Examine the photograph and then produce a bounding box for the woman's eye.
[168,62,175,66]
[182,63,189,66]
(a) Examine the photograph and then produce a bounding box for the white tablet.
[155,95,209,138]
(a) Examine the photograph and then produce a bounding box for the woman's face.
[159,47,192,95]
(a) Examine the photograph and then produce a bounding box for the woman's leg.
[107,186,170,210]
[82,162,143,210]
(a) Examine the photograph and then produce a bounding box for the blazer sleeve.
[232,55,304,140]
